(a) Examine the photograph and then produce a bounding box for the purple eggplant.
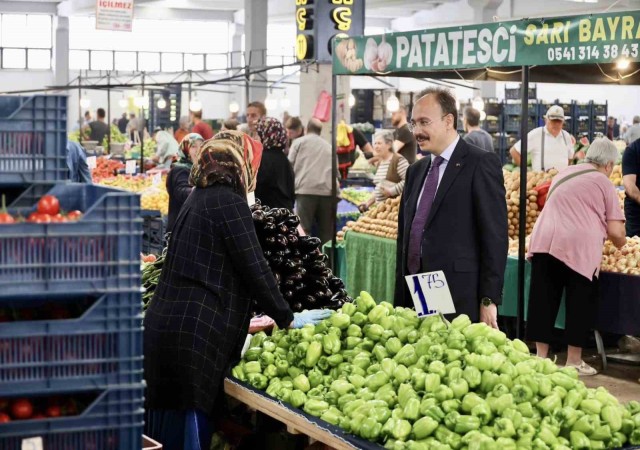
[251,209,266,223]
[287,234,299,246]
[291,302,303,312]
[328,277,345,291]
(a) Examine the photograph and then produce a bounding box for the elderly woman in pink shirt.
[527,138,626,376]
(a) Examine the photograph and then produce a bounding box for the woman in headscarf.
[166,133,204,232]
[254,117,295,210]
[143,131,330,450]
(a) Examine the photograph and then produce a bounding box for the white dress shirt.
[417,136,460,206]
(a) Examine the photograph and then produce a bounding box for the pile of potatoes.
[504,169,556,239]
[601,236,640,275]
[337,197,400,241]
[610,164,623,186]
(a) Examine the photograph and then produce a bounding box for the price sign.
[152,172,162,185]
[247,191,256,206]
[21,437,43,450]
[125,160,137,174]
[86,156,97,170]
[405,270,456,317]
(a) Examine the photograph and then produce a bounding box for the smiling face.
[373,135,392,158]
[246,107,263,131]
[411,94,455,155]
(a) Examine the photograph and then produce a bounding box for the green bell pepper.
[413,416,439,439]
[537,394,562,416]
[411,369,426,391]
[304,399,329,417]
[450,314,472,331]
[331,379,355,396]
[479,371,500,394]
[231,365,246,381]
[434,385,455,403]
[321,334,340,356]
[247,373,268,390]
[352,311,368,327]
[450,378,470,399]
[360,416,383,441]
[289,389,307,408]
[488,393,514,415]
[492,383,510,398]
[572,414,599,436]
[549,372,576,390]
[442,399,461,414]
[454,415,481,434]
[264,364,278,379]
[398,383,418,408]
[366,371,390,392]
[425,405,446,423]
[403,398,421,421]
[393,364,411,385]
[472,403,493,426]
[386,337,403,356]
[392,419,412,442]
[275,359,289,377]
[569,431,591,449]
[341,302,357,316]
[292,374,311,393]
[331,312,351,330]
[580,399,603,415]
[371,405,392,424]
[244,361,262,374]
[493,417,516,438]
[601,405,622,432]
[376,383,398,408]
[435,425,462,449]
[395,344,418,366]
[424,373,441,393]
[320,407,343,426]
[365,323,385,342]
[513,384,534,404]
[590,424,612,441]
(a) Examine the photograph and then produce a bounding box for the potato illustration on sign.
[364,36,393,72]
[336,38,363,72]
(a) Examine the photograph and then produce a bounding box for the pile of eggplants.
[251,200,352,314]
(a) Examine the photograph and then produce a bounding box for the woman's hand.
[358,203,368,213]
[381,186,394,198]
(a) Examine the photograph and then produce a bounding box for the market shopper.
[359,130,409,212]
[246,101,267,139]
[607,116,620,140]
[85,108,110,144]
[462,107,494,153]
[117,113,128,134]
[395,87,508,325]
[392,105,417,164]
[151,127,180,169]
[190,109,214,140]
[166,133,204,233]
[143,131,331,450]
[289,118,339,245]
[622,138,640,237]
[527,138,626,375]
[623,115,640,145]
[174,116,190,143]
[221,118,238,131]
[285,116,304,144]
[510,105,574,171]
[254,117,295,210]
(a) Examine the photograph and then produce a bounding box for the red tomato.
[66,210,82,221]
[10,399,33,420]
[46,405,61,418]
[31,413,46,420]
[50,214,66,223]
[37,195,60,216]
[0,412,10,423]
[0,212,14,224]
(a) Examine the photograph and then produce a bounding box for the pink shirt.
[527,164,625,280]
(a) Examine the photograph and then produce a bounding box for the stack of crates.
[141,210,166,256]
[0,176,144,446]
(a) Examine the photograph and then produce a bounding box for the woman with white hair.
[526,138,626,375]
[358,130,409,212]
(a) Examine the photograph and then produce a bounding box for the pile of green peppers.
[231,291,640,449]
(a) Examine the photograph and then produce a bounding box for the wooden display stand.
[224,378,359,450]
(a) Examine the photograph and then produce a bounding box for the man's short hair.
[463,107,481,127]
[247,101,267,116]
[633,115,640,124]
[416,87,458,130]
[191,110,203,119]
[307,118,323,135]
[97,108,106,119]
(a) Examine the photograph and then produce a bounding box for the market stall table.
[224,377,384,450]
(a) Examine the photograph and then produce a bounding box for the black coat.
[165,166,192,233]
[394,138,508,321]
[143,184,294,414]
[255,147,295,210]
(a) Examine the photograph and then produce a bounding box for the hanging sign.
[125,159,137,174]
[96,0,134,32]
[296,0,365,63]
[86,156,97,170]
[333,10,640,74]
[405,271,456,317]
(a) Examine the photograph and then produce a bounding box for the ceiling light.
[157,98,167,109]
[349,93,356,107]
[386,94,400,113]
[229,101,240,113]
[265,95,278,111]
[118,98,128,108]
[472,96,485,112]
[189,97,202,112]
[616,58,631,71]
[480,111,487,121]
[79,92,91,109]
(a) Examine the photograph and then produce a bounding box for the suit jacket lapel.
[406,157,431,228]
[426,140,468,228]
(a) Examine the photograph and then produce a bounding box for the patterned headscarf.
[189,130,263,194]
[256,117,288,150]
[173,133,204,169]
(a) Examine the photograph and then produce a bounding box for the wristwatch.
[481,297,494,307]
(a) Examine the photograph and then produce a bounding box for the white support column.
[468,0,504,98]
[244,0,268,103]
[53,16,69,88]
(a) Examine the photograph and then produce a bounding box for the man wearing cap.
[509,105,574,172]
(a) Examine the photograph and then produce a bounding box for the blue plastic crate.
[0,95,68,186]
[0,291,143,396]
[0,183,142,297]
[0,384,144,450]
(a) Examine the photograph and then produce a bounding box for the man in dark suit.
[394,87,508,327]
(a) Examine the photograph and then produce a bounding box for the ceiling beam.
[0,1,59,15]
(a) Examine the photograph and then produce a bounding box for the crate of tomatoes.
[0,290,143,396]
[0,384,144,450]
[0,183,142,297]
